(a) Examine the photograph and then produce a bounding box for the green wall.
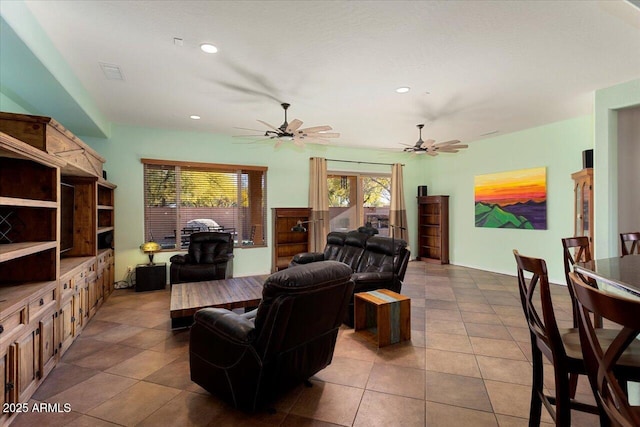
[423,116,593,284]
[82,124,423,282]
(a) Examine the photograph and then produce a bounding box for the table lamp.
[140,241,161,265]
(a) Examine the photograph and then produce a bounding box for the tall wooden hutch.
[416,195,449,264]
[571,168,594,250]
[271,207,311,273]
[0,112,115,425]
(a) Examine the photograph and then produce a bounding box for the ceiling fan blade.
[257,119,280,132]
[298,125,332,133]
[233,126,267,133]
[437,139,462,146]
[427,151,438,157]
[293,139,305,147]
[300,132,340,139]
[437,148,460,153]
[287,119,303,133]
[274,139,284,148]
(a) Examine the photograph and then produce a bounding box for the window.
[142,159,267,249]
[327,173,391,236]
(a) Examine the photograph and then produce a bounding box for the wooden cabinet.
[417,195,449,264]
[572,168,593,249]
[0,112,117,423]
[272,207,311,272]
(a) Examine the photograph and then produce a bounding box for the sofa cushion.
[336,231,368,270]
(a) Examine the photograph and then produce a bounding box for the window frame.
[327,170,391,236]
[141,158,267,250]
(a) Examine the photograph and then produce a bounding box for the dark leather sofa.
[189,261,354,411]
[290,230,410,326]
[169,231,234,285]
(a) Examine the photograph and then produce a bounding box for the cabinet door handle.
[39,298,44,306]
[0,325,3,334]
[64,283,68,289]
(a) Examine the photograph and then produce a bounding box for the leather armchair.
[169,232,234,285]
[189,261,354,411]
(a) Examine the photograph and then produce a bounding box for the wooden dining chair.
[561,236,602,328]
[568,272,640,427]
[620,232,640,256]
[513,250,599,426]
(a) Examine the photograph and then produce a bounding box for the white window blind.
[142,159,267,249]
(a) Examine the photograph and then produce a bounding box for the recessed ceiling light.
[396,87,410,94]
[200,43,218,54]
[190,115,201,120]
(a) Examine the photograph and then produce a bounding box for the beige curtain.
[309,157,329,252]
[390,163,409,244]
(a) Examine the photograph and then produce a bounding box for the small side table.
[354,289,411,347]
[136,263,167,292]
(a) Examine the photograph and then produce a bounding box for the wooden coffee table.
[170,274,267,329]
[354,289,411,347]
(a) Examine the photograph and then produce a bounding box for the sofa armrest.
[351,271,394,289]
[193,308,255,344]
[206,254,234,265]
[290,252,325,265]
[170,254,190,264]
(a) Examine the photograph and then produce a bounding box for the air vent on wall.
[99,62,125,81]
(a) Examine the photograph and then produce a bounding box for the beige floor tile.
[425,308,462,321]
[426,349,481,377]
[60,338,112,363]
[87,381,181,426]
[476,356,533,385]
[47,372,137,414]
[290,381,363,426]
[136,390,225,427]
[105,349,180,379]
[64,415,123,426]
[11,404,81,427]
[461,311,503,325]
[426,331,473,353]
[470,336,527,360]
[495,414,554,426]
[71,343,143,370]
[366,363,425,399]
[465,323,514,340]
[117,328,173,349]
[90,323,146,343]
[426,401,498,427]
[32,363,99,401]
[333,332,379,362]
[375,341,426,369]
[457,302,496,313]
[311,356,373,388]
[425,319,468,335]
[426,371,493,411]
[353,390,425,427]
[484,380,553,423]
[281,414,343,426]
[143,357,195,390]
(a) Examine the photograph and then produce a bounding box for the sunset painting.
[474,167,547,229]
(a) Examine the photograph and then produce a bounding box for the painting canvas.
[474,167,547,229]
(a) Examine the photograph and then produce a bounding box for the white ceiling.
[22,0,640,150]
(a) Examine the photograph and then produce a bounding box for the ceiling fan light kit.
[401,123,467,156]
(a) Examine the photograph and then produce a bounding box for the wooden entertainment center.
[0,112,115,425]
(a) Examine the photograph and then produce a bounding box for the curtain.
[390,163,409,244]
[309,157,329,252]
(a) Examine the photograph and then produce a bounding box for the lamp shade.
[140,241,161,264]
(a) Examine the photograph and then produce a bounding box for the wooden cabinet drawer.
[73,270,86,292]
[28,288,56,321]
[0,307,27,344]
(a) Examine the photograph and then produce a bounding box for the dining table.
[575,253,640,297]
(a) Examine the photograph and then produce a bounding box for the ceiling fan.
[401,124,468,156]
[235,103,339,148]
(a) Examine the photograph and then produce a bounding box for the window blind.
[142,159,267,249]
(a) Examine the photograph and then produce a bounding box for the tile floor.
[13,261,601,426]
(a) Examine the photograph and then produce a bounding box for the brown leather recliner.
[189,261,354,412]
[169,232,234,285]
[290,230,410,326]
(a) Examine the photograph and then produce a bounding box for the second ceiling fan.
[236,103,339,148]
[401,124,467,156]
